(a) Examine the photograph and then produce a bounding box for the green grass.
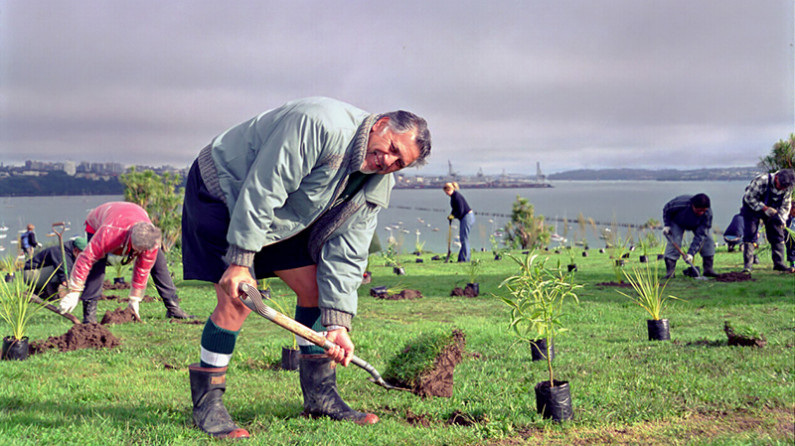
[0,248,793,445]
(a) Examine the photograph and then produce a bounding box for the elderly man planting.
[740,168,795,273]
[58,201,192,322]
[181,97,430,439]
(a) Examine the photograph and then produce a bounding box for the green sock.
[295,305,326,355]
[199,318,239,368]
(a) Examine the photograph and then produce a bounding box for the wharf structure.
[394,161,552,189]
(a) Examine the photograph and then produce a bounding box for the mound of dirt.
[101,307,142,324]
[30,323,120,354]
[714,272,754,283]
[450,285,478,297]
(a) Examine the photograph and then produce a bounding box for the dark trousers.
[81,241,177,303]
[741,206,786,245]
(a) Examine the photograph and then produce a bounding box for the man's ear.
[372,116,390,133]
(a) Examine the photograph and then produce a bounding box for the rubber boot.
[742,242,755,273]
[82,300,97,324]
[163,295,194,319]
[771,242,795,272]
[188,363,250,439]
[663,258,676,279]
[299,354,379,425]
[702,256,718,277]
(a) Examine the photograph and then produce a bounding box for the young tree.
[504,196,551,249]
[119,168,184,252]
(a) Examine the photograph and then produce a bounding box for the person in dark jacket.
[662,193,717,278]
[23,237,87,300]
[443,182,475,262]
[723,213,743,252]
[740,168,795,273]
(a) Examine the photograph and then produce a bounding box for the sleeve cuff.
[224,245,256,267]
[321,308,353,332]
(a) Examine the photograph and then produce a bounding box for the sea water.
[0,181,750,255]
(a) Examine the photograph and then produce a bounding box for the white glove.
[662,226,671,236]
[763,206,778,218]
[683,254,694,264]
[59,291,81,314]
[128,295,142,320]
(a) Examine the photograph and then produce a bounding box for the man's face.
[360,117,420,174]
[692,206,708,217]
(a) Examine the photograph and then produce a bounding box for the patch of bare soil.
[411,329,466,398]
[595,281,633,288]
[100,307,142,324]
[103,280,131,290]
[99,294,156,303]
[406,409,433,427]
[450,285,479,297]
[447,410,487,426]
[30,323,120,354]
[714,271,754,283]
[375,289,424,300]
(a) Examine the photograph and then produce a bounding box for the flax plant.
[0,257,53,340]
[618,256,683,320]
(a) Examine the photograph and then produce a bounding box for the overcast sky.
[1,0,793,175]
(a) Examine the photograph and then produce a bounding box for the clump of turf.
[724,321,766,347]
[382,329,465,398]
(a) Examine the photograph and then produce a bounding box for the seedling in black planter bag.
[618,258,684,341]
[499,252,581,422]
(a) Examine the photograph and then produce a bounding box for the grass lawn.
[1,248,793,445]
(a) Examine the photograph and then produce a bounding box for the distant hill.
[0,171,123,197]
[549,167,760,181]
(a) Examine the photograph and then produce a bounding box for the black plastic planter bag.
[531,338,554,362]
[534,380,572,421]
[281,347,299,370]
[647,319,670,341]
[2,336,29,361]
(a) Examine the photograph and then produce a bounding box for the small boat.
[550,233,567,244]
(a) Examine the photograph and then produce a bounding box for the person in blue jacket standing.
[181,97,431,439]
[444,182,475,262]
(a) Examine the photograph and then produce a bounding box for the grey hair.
[130,222,162,250]
[775,168,795,189]
[380,110,431,167]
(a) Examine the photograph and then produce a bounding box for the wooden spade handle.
[30,295,81,325]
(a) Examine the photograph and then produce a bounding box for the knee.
[295,285,319,307]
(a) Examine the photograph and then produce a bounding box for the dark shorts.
[181,159,315,283]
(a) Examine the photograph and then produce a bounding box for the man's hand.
[447,214,454,221]
[218,264,256,301]
[325,328,354,367]
[59,291,81,314]
[662,226,672,236]
[763,206,778,218]
[683,254,694,264]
